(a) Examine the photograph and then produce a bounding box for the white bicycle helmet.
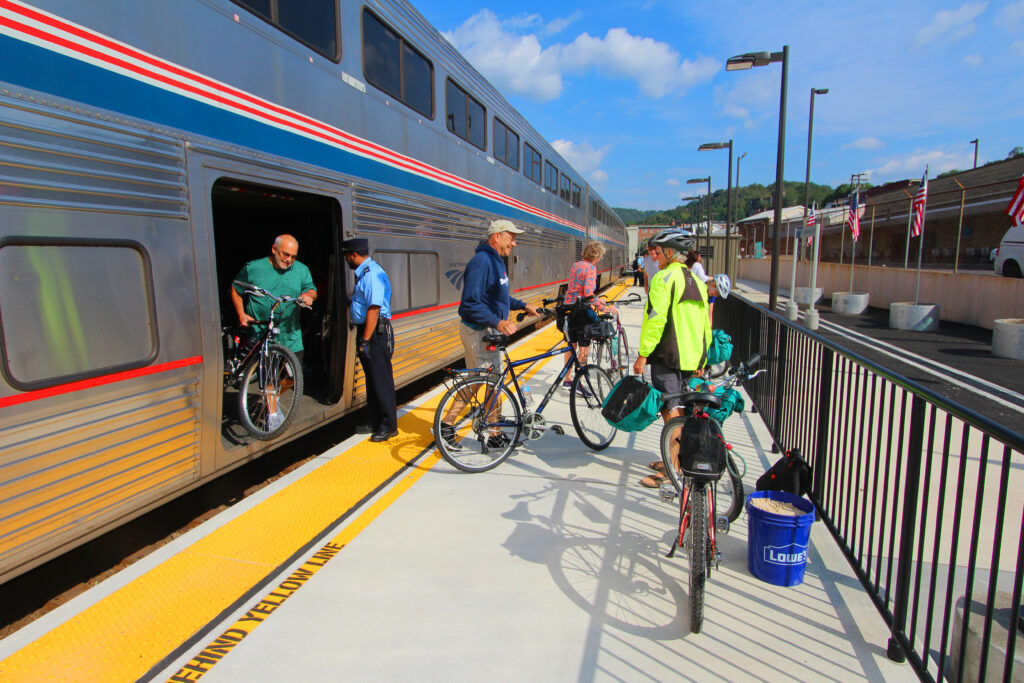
[713,273,732,299]
[648,228,695,254]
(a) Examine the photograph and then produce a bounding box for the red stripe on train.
[0,355,203,409]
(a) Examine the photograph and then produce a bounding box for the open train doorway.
[210,179,345,444]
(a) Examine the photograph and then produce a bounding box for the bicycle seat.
[598,313,614,320]
[681,391,721,408]
[482,334,509,346]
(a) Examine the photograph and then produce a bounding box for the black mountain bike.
[432,298,616,472]
[590,291,641,381]
[223,280,309,440]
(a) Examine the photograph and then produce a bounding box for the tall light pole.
[735,152,747,247]
[728,46,789,312]
[799,87,829,328]
[970,138,979,169]
[687,176,711,253]
[680,196,699,230]
[699,141,733,275]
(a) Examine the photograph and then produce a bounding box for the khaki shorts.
[460,323,501,371]
[650,361,686,411]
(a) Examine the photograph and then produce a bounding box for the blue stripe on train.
[0,34,584,237]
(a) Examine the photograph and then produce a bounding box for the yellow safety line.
[0,311,587,682]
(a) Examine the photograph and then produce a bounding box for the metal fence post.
[886,394,926,662]
[812,347,833,509]
[771,323,788,452]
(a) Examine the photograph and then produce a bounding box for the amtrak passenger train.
[0,0,627,582]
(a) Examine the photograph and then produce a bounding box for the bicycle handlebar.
[233,280,312,309]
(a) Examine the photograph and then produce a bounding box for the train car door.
[186,154,349,470]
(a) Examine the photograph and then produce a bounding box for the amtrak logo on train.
[445,269,466,291]
[763,543,807,565]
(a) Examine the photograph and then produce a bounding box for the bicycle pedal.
[658,483,678,504]
[715,515,730,534]
[550,425,565,435]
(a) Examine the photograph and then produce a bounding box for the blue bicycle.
[433,299,617,472]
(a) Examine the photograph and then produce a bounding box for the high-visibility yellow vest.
[638,261,710,371]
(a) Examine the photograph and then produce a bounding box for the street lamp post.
[680,195,699,231]
[727,46,789,311]
[687,176,711,253]
[971,138,979,169]
[699,141,733,276]
[797,87,828,327]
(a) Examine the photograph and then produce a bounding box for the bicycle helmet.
[713,273,731,299]
[648,228,695,254]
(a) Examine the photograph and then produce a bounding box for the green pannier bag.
[706,329,733,366]
[601,375,662,432]
[686,377,745,425]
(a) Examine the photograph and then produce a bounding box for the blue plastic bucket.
[746,490,816,587]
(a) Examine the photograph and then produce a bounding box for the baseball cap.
[488,219,525,235]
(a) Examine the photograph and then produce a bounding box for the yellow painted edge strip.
[163,449,442,682]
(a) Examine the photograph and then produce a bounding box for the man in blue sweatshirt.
[440,219,538,450]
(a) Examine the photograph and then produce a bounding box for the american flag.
[1007,175,1024,226]
[911,169,929,237]
[806,206,816,247]
[847,191,860,241]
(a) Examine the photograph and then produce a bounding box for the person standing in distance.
[231,234,316,359]
[342,238,398,443]
[633,229,710,488]
[643,238,661,297]
[438,219,539,450]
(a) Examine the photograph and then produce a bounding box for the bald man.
[231,234,317,356]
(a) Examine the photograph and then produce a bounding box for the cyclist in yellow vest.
[633,229,711,487]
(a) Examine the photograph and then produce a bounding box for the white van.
[995,224,1024,278]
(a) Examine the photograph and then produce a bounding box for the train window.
[493,118,519,170]
[233,0,340,60]
[524,143,542,185]
[446,79,486,150]
[0,241,157,390]
[560,174,571,202]
[545,162,558,194]
[572,182,582,208]
[362,10,434,117]
[372,251,438,313]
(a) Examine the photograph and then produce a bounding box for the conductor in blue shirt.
[342,238,397,443]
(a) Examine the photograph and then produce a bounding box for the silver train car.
[0,0,627,583]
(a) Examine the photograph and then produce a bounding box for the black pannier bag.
[600,376,661,432]
[677,415,728,482]
[756,448,812,497]
[583,320,615,341]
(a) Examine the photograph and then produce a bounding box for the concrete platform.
[0,284,913,682]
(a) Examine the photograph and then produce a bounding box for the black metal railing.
[717,293,1024,683]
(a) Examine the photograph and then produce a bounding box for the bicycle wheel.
[237,343,303,440]
[719,454,745,523]
[569,365,616,450]
[659,416,688,491]
[688,483,708,634]
[615,328,630,380]
[433,376,521,472]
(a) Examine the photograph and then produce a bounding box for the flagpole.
[840,222,845,266]
[914,167,929,305]
[904,189,913,269]
[867,202,875,268]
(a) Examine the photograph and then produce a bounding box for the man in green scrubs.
[231,234,317,358]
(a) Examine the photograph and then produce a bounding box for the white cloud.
[964,54,982,66]
[844,137,885,150]
[867,148,974,181]
[714,69,779,127]
[915,2,987,44]
[551,139,611,179]
[665,178,681,187]
[997,0,1024,26]
[544,11,582,36]
[444,10,717,101]
[444,10,563,101]
[590,169,609,185]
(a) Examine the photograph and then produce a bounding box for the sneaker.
[562,379,573,389]
[439,423,463,451]
[486,433,512,449]
[267,410,284,431]
[574,384,593,399]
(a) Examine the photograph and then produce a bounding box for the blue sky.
[412,0,1024,211]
